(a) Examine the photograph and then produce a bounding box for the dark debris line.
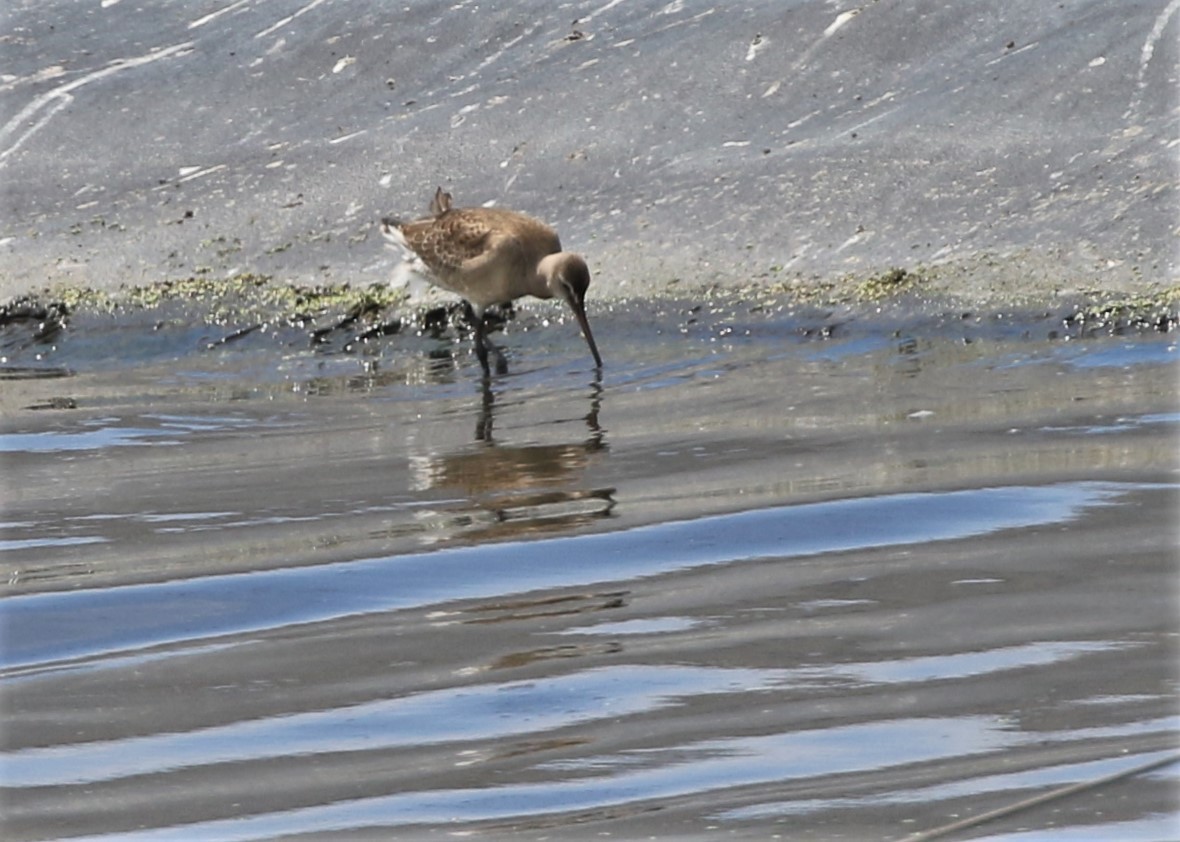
[0,297,71,349]
[0,291,527,379]
[1,287,1176,372]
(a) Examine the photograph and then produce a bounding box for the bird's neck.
[533,254,565,300]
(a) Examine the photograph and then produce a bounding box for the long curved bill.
[569,297,603,369]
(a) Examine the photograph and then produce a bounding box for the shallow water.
[1,299,1178,840]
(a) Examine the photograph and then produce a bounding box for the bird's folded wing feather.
[459,231,525,276]
[400,211,494,275]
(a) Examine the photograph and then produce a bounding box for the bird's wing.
[397,210,496,276]
[429,187,453,216]
[457,230,525,278]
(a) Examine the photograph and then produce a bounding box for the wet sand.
[2,0,1176,299]
[2,292,1178,840]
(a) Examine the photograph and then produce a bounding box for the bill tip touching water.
[381,187,603,376]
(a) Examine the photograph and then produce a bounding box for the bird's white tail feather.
[381,223,410,253]
[382,223,436,298]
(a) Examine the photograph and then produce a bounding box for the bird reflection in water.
[410,376,614,541]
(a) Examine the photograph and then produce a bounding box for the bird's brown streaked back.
[394,207,562,287]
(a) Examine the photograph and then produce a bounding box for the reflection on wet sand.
[460,590,629,625]
[463,591,630,671]
[409,378,615,541]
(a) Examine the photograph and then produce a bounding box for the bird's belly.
[433,269,519,310]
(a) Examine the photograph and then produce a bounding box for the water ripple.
[1,482,1151,671]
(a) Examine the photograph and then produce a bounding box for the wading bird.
[381,188,602,376]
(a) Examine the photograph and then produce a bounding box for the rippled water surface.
[1,299,1178,840]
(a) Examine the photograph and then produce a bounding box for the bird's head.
[538,252,602,369]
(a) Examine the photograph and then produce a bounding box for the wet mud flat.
[1,286,1178,840]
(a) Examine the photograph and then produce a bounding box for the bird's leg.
[463,302,491,376]
[463,302,507,377]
